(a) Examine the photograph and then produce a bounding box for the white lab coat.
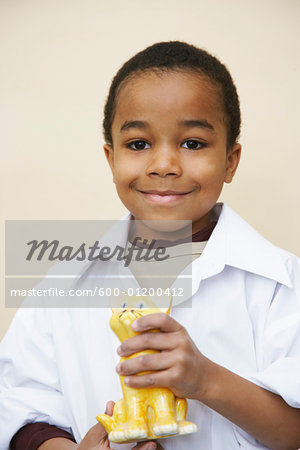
[1,203,300,450]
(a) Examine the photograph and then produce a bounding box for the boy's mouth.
[137,189,195,204]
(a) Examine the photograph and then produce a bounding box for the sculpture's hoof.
[178,420,198,435]
[109,430,126,442]
[125,427,148,440]
[109,427,148,443]
[153,422,178,436]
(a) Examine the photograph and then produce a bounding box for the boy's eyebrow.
[120,119,215,132]
[179,119,215,132]
[120,120,149,132]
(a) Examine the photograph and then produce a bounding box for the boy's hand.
[116,314,210,400]
[77,401,162,450]
[116,315,300,450]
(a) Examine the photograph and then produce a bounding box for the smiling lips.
[138,189,195,204]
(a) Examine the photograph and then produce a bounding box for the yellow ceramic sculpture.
[96,295,197,443]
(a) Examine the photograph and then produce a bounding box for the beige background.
[1,0,300,339]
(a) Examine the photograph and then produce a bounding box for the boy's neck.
[129,221,217,248]
[129,210,214,244]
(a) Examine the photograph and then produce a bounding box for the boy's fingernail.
[116,363,121,373]
[147,443,157,449]
[117,346,122,355]
[131,320,139,330]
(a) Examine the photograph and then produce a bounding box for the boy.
[1,41,300,449]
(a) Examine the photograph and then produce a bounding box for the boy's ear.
[104,143,114,173]
[225,143,241,183]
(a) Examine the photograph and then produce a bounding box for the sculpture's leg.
[175,398,198,435]
[108,383,149,442]
[96,413,115,434]
[97,399,129,443]
[123,389,148,441]
[150,389,178,437]
[111,398,127,426]
[97,399,126,434]
[175,397,187,421]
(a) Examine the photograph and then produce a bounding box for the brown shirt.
[9,422,75,449]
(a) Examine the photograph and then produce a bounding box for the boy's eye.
[127,140,150,151]
[182,140,205,150]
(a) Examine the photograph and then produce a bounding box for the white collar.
[115,203,291,288]
[193,203,292,287]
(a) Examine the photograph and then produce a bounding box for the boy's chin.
[133,218,192,240]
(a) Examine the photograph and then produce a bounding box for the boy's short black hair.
[103,41,241,150]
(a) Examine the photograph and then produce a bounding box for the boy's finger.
[123,369,172,390]
[117,331,178,356]
[133,440,157,449]
[131,313,182,333]
[116,351,171,375]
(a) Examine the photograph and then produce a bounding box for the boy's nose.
[146,146,182,177]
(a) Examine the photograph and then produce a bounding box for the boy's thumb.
[78,422,110,449]
[104,400,115,416]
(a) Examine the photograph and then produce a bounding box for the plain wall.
[1,0,300,339]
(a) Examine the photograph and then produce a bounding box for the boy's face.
[105,70,241,234]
